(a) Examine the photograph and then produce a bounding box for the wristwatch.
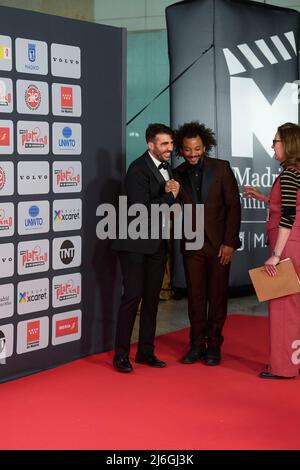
[272,251,280,257]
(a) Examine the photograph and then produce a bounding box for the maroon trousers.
[183,245,230,348]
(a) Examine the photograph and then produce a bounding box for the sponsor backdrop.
[167,0,299,288]
[0,6,125,382]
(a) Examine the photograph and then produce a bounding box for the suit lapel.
[201,157,214,203]
[144,152,166,185]
[177,164,197,202]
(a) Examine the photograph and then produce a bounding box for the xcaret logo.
[17,278,49,315]
[53,199,82,232]
[25,84,41,111]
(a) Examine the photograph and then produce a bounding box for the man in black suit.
[113,123,180,372]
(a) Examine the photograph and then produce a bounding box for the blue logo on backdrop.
[25,205,43,228]
[28,44,36,63]
[59,127,76,148]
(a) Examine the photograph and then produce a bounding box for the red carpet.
[1,314,300,450]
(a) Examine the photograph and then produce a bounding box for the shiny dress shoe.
[204,345,221,366]
[135,353,166,368]
[182,346,206,364]
[113,355,133,373]
[259,370,295,380]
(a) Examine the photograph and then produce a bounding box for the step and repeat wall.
[167,0,299,288]
[0,6,125,382]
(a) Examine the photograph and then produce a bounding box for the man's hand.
[165,179,180,198]
[218,244,234,265]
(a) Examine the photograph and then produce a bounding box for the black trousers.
[114,241,167,357]
[183,245,230,348]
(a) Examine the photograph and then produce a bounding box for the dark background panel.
[0,5,125,382]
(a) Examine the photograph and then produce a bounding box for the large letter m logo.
[231,77,298,158]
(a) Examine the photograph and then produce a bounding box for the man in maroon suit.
[174,121,241,365]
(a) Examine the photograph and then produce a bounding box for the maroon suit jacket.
[173,156,241,252]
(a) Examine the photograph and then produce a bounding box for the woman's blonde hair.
[278,122,300,168]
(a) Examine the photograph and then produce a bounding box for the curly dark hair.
[174,121,217,156]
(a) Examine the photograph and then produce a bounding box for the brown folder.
[248,258,300,302]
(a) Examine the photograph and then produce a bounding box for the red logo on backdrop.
[27,320,40,348]
[0,127,10,146]
[61,86,73,113]
[25,84,41,111]
[0,208,12,229]
[0,167,5,190]
[56,317,78,337]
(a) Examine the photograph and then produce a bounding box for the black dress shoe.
[135,354,166,368]
[204,345,221,366]
[259,371,295,380]
[113,355,133,373]
[182,346,206,364]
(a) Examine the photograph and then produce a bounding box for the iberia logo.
[19,292,27,304]
[25,84,41,111]
[56,317,78,337]
[54,210,62,221]
[0,127,9,146]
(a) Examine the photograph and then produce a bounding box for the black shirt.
[186,159,204,203]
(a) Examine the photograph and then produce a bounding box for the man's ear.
[148,141,154,153]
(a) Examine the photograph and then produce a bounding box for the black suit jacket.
[174,156,241,251]
[113,152,175,254]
